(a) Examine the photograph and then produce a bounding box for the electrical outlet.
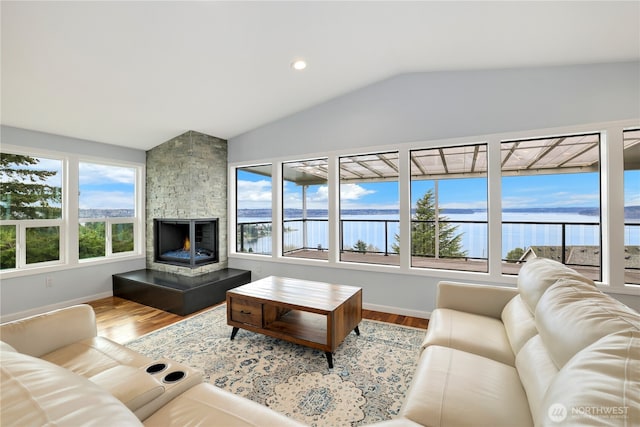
[45,276,53,288]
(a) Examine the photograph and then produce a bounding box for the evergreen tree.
[1,153,62,219]
[0,225,16,269]
[353,239,368,253]
[1,154,62,267]
[506,247,525,262]
[393,189,466,258]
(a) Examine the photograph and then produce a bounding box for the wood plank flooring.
[87,296,428,344]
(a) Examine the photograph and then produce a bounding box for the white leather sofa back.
[503,258,640,426]
[0,304,97,357]
[536,279,640,368]
[1,349,143,426]
[541,329,639,426]
[517,257,594,313]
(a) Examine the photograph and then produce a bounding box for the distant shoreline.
[78,206,640,220]
[238,206,640,219]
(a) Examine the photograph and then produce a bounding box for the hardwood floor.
[86,296,428,344]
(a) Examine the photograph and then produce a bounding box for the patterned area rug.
[126,304,425,426]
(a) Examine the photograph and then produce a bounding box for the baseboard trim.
[363,302,430,320]
[0,291,112,323]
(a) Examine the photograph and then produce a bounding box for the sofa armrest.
[436,281,518,319]
[0,304,97,357]
[90,366,165,413]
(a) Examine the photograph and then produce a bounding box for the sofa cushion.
[421,308,515,366]
[539,330,640,426]
[515,335,559,426]
[501,294,537,355]
[400,345,533,427]
[536,279,640,368]
[0,350,142,427]
[41,336,153,378]
[517,258,594,314]
[142,382,306,427]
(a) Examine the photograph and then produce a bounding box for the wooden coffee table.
[226,276,362,368]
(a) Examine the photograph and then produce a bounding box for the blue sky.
[6,157,638,213]
[78,163,135,210]
[2,157,136,210]
[238,169,640,212]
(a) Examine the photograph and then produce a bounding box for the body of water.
[238,211,640,257]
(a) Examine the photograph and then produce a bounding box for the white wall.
[227,62,640,316]
[0,126,147,322]
[229,62,639,163]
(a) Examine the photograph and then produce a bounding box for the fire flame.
[183,237,191,251]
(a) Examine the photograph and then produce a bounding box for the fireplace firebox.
[154,218,219,267]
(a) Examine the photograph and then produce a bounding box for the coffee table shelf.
[227,276,362,368]
[264,310,327,346]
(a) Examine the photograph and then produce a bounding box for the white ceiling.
[2,1,639,151]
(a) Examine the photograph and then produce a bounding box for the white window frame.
[78,218,137,261]
[0,145,145,278]
[229,119,640,297]
[409,142,489,273]
[281,157,330,261]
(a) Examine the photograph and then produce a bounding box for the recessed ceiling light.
[291,59,307,71]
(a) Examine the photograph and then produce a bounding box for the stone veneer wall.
[146,131,227,276]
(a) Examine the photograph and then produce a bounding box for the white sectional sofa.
[399,257,640,426]
[0,304,304,426]
[1,257,638,426]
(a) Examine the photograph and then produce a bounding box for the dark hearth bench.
[112,268,251,316]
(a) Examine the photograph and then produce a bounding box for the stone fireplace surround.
[145,130,228,277]
[112,131,251,316]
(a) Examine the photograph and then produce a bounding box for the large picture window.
[410,144,488,272]
[1,153,63,269]
[339,152,399,266]
[0,149,143,273]
[501,133,601,280]
[230,123,633,292]
[282,158,328,260]
[236,165,273,255]
[79,161,136,259]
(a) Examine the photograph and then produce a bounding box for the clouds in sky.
[237,179,273,208]
[502,190,600,209]
[79,190,135,210]
[78,163,135,209]
[240,169,639,212]
[79,163,135,184]
[242,181,379,210]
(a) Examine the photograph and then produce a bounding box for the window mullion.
[602,127,625,288]
[272,163,282,258]
[67,156,80,264]
[17,224,26,268]
[327,155,339,264]
[105,219,111,256]
[398,149,411,269]
[487,138,503,279]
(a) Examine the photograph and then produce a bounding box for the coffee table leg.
[230,327,239,340]
[325,352,333,369]
[354,325,360,336]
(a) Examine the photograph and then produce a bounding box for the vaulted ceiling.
[2,1,639,150]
